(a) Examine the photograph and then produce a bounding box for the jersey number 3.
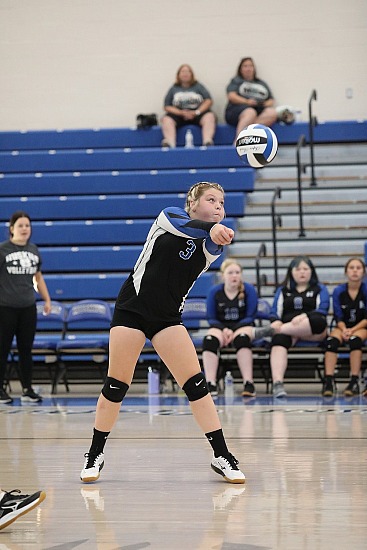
[179,239,196,260]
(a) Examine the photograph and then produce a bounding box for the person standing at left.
[0,211,51,404]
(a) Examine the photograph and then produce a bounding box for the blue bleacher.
[0,168,254,197]
[1,217,237,246]
[39,242,230,273]
[0,192,246,221]
[0,146,246,173]
[0,120,366,150]
[43,272,216,301]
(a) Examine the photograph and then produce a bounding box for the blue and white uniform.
[113,207,223,339]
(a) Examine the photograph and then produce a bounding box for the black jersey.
[115,207,222,322]
[206,282,258,330]
[332,282,367,328]
[270,284,330,323]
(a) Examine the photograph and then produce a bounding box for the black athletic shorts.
[164,111,208,127]
[111,307,183,341]
[225,103,265,126]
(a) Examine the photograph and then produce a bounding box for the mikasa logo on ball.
[238,135,261,145]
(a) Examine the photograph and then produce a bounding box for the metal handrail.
[255,242,267,297]
[308,89,317,187]
[296,134,306,237]
[271,187,282,289]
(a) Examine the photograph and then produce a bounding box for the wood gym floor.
[0,381,366,550]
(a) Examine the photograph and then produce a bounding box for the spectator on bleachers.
[323,258,367,398]
[202,259,259,397]
[225,57,277,140]
[0,211,51,404]
[161,64,216,148]
[80,182,246,485]
[267,256,330,398]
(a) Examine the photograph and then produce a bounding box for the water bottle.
[224,371,234,397]
[148,366,160,394]
[185,128,194,148]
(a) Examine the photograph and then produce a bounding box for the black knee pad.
[349,335,363,351]
[325,336,339,353]
[307,312,327,334]
[202,335,220,354]
[182,372,209,402]
[233,333,252,351]
[102,376,129,403]
[271,333,292,349]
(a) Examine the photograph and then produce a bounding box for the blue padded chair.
[182,298,208,347]
[255,298,272,321]
[55,300,112,393]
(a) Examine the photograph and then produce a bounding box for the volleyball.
[235,124,278,168]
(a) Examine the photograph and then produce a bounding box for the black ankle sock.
[350,375,359,383]
[205,429,229,458]
[89,428,110,455]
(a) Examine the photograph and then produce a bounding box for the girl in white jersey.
[80,182,246,485]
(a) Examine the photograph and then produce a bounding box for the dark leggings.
[0,304,37,389]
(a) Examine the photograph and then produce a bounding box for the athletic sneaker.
[208,382,218,396]
[242,381,256,397]
[80,452,105,483]
[21,388,42,403]
[0,388,13,404]
[273,381,287,398]
[211,453,246,484]
[253,325,275,340]
[322,377,334,397]
[0,489,46,530]
[343,379,360,397]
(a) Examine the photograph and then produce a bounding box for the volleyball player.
[323,258,367,397]
[80,182,246,484]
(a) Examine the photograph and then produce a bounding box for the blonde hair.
[185,182,225,214]
[220,259,245,300]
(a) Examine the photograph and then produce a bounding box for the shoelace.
[84,452,102,468]
[220,454,239,470]
[1,490,29,503]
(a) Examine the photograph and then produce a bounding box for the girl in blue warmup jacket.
[202,259,259,397]
[267,256,330,398]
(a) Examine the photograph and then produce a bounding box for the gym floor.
[1,381,366,550]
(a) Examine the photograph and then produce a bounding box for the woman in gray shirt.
[0,211,51,404]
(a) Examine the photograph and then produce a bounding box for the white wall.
[0,0,366,130]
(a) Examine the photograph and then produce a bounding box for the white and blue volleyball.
[236,124,278,168]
